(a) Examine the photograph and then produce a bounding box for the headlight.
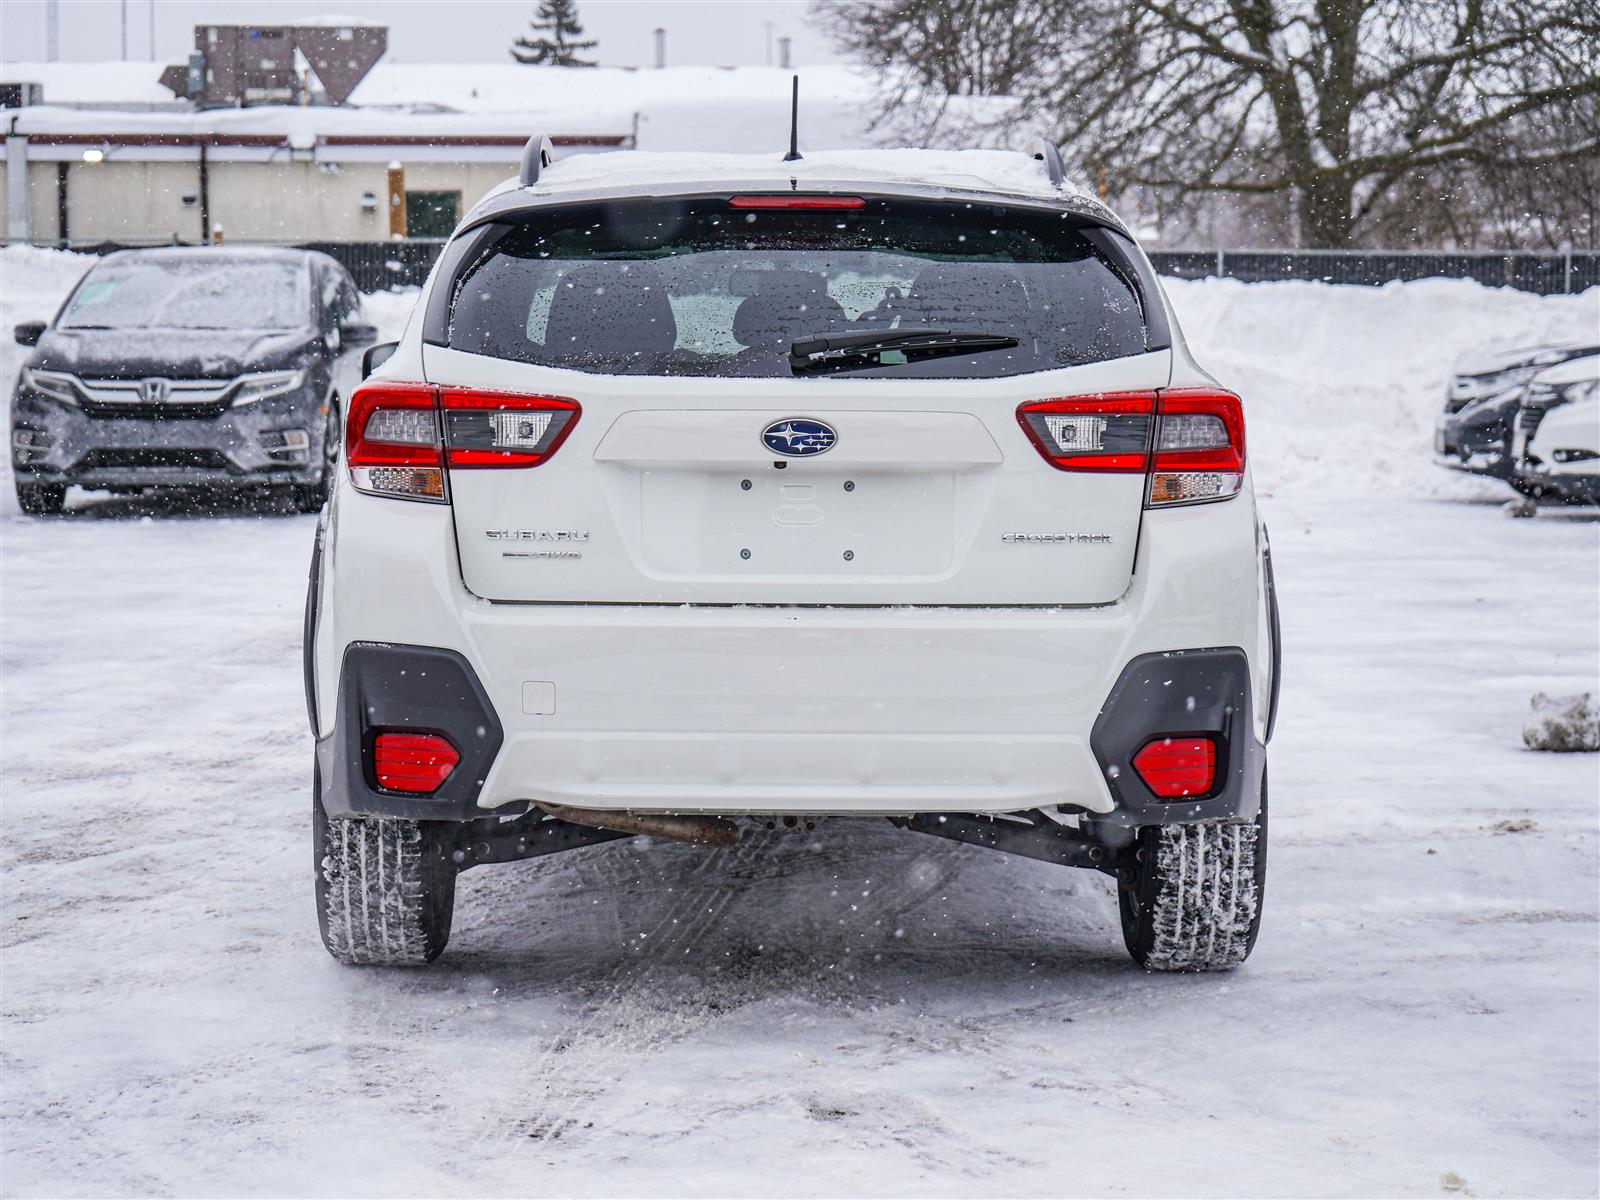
[230,369,307,407]
[20,368,79,405]
[1553,377,1598,406]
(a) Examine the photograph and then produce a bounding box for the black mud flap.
[316,641,506,821]
[1087,647,1265,835]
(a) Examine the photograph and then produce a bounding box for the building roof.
[0,63,986,153]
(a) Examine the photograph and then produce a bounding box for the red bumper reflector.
[372,732,460,795]
[1132,736,1217,798]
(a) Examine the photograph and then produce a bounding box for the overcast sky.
[1,0,846,68]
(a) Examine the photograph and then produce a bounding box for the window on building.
[405,191,460,239]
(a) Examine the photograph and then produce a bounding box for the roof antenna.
[783,74,802,162]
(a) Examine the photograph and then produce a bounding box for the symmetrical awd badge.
[762,418,837,457]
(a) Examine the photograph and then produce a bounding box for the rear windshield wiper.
[789,327,1020,373]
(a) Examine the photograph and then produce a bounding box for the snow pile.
[1164,276,1600,496]
[1523,692,1600,752]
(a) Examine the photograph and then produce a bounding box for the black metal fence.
[25,238,1600,296]
[1147,248,1600,295]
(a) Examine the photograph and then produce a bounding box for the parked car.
[1434,340,1597,485]
[305,140,1281,972]
[1508,353,1600,509]
[11,247,376,515]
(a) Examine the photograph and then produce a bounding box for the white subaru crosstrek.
[305,140,1281,971]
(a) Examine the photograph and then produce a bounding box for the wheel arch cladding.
[1090,647,1265,827]
[315,642,504,820]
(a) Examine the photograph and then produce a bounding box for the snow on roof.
[0,103,630,142]
[503,148,1096,206]
[0,63,1000,154]
[287,13,386,26]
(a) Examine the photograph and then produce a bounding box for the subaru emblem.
[761,418,837,457]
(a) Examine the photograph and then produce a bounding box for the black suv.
[11,247,375,515]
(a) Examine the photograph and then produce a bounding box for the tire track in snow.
[473,828,970,1147]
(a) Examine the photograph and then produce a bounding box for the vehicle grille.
[1517,406,1547,438]
[78,400,229,420]
[78,448,233,471]
[74,377,234,421]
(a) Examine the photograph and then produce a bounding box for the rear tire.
[1119,775,1268,971]
[312,782,458,966]
[16,482,66,515]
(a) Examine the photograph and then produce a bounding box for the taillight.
[439,387,580,468]
[1132,736,1217,799]
[1016,392,1157,472]
[1017,387,1245,506]
[346,382,581,500]
[372,731,459,794]
[346,381,446,502]
[1148,388,1245,507]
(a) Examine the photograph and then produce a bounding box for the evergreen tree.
[510,0,599,67]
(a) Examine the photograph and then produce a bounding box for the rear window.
[447,197,1148,379]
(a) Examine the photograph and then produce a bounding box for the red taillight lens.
[1016,392,1157,472]
[728,195,867,210]
[346,381,446,501]
[439,387,580,468]
[346,383,582,496]
[1132,736,1217,799]
[1018,387,1245,505]
[372,731,459,795]
[1148,388,1245,507]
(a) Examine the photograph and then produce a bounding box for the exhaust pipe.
[537,803,739,849]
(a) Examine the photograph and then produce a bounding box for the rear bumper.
[310,480,1272,823]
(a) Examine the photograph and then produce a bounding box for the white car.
[1511,353,1600,507]
[305,140,1281,971]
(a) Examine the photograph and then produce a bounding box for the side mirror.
[362,341,399,379]
[343,321,379,347]
[14,321,47,347]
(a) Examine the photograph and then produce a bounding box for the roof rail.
[1026,137,1066,189]
[519,134,555,187]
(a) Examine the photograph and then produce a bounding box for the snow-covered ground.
[2,249,1597,1197]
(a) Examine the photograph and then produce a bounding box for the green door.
[405,191,461,238]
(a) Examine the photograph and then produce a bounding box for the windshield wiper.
[789,327,1020,373]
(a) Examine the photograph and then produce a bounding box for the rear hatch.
[423,191,1170,606]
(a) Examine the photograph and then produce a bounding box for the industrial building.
[1,23,882,249]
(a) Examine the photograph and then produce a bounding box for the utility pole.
[765,21,773,66]
[778,36,792,70]
[149,0,156,60]
[46,0,60,61]
[121,0,128,60]
[653,26,665,69]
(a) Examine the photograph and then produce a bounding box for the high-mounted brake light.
[372,731,459,795]
[439,387,580,468]
[1148,388,1245,507]
[728,195,867,210]
[1132,736,1217,799]
[346,381,446,501]
[1016,392,1157,472]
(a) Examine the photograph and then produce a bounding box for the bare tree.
[820,0,1600,248]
